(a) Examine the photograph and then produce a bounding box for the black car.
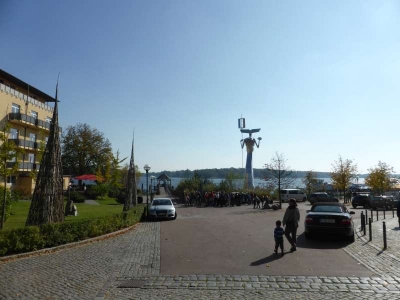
[308,192,339,205]
[304,203,355,242]
[351,194,372,208]
[370,196,395,210]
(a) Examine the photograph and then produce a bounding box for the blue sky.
[1,0,399,174]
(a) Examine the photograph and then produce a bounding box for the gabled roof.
[157,173,171,181]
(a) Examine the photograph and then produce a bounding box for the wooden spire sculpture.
[26,81,64,226]
[124,134,137,211]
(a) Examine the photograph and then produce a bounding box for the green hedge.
[0,205,145,257]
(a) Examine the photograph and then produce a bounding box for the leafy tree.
[218,171,244,193]
[0,124,24,229]
[61,123,112,175]
[330,156,357,203]
[365,161,394,195]
[29,129,46,184]
[302,170,318,196]
[263,152,294,209]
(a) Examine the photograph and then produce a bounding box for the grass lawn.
[2,197,128,231]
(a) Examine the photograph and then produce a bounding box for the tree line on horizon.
[148,168,372,179]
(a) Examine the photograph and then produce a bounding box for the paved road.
[161,203,371,276]
[2,200,400,299]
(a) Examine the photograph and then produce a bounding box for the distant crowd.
[183,191,273,209]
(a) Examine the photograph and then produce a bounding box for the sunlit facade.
[0,69,56,194]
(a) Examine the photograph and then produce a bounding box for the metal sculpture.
[240,128,262,189]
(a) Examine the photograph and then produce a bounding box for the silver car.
[148,198,177,220]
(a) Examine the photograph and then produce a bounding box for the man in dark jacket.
[283,198,300,251]
[397,199,400,228]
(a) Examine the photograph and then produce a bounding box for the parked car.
[370,195,395,210]
[308,192,339,205]
[279,189,307,202]
[304,203,355,242]
[148,198,177,220]
[351,194,372,208]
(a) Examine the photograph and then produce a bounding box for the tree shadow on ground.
[296,232,352,250]
[250,252,290,266]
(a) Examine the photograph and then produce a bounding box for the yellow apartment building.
[0,69,59,194]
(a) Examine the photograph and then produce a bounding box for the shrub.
[69,191,86,203]
[0,205,145,257]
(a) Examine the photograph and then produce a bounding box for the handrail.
[0,83,54,113]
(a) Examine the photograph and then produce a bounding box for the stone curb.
[0,222,140,263]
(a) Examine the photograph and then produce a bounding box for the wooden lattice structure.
[26,84,64,226]
[124,136,137,211]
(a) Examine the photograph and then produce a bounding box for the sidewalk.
[354,211,400,258]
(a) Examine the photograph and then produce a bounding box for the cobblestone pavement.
[2,210,400,299]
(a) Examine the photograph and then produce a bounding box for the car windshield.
[152,199,172,206]
[312,205,343,213]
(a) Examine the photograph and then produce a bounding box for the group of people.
[183,191,273,208]
[274,198,300,256]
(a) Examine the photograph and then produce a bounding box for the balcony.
[6,162,40,171]
[8,138,38,149]
[8,112,51,131]
[0,82,54,113]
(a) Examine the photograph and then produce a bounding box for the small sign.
[238,118,245,129]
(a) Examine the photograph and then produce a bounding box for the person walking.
[397,198,400,228]
[274,220,285,256]
[283,198,300,252]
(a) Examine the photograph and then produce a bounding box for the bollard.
[369,218,372,241]
[366,210,368,225]
[363,216,366,236]
[361,212,365,231]
[384,209,386,219]
[370,210,373,223]
[383,221,387,250]
[393,208,395,218]
[376,209,379,221]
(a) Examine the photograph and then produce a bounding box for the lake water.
[138,176,366,190]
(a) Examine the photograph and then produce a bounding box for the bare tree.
[263,152,294,209]
[26,85,64,226]
[330,156,357,203]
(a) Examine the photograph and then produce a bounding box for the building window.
[30,133,36,142]
[28,153,35,163]
[45,137,49,143]
[8,151,16,162]
[12,103,20,113]
[6,176,16,184]
[10,128,18,139]
[46,117,52,124]
[31,111,38,119]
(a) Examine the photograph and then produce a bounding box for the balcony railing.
[6,162,40,171]
[0,82,54,113]
[8,112,51,130]
[8,139,37,149]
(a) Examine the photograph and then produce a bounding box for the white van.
[279,189,307,202]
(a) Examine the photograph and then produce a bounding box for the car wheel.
[173,212,177,220]
[352,205,357,209]
[303,197,306,202]
[305,232,311,239]
[347,233,355,243]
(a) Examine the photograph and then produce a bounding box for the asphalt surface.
[161,202,373,276]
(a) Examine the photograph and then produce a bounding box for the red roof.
[74,174,99,181]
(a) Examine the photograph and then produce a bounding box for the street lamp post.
[144,164,151,214]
